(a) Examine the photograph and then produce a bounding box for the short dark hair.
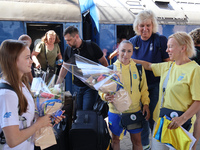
[63,26,79,37]
[189,28,200,45]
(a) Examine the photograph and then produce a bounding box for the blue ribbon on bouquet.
[35,96,62,116]
[102,73,124,92]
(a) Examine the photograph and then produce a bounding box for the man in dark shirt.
[57,26,108,110]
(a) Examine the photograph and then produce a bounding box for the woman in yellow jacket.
[99,40,150,150]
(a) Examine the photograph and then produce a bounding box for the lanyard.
[120,64,132,94]
[160,63,173,108]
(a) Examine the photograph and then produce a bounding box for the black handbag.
[46,65,56,74]
[34,67,55,80]
[93,96,109,119]
[34,67,46,77]
[119,111,145,130]
[159,107,192,131]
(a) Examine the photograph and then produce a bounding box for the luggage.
[69,110,111,150]
[93,96,109,119]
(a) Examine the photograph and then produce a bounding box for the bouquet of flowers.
[62,54,132,112]
[31,75,65,149]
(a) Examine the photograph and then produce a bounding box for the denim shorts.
[108,111,143,136]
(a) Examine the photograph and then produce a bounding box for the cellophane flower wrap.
[31,75,65,149]
[62,54,132,112]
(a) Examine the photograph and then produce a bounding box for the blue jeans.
[73,84,98,110]
[141,82,159,146]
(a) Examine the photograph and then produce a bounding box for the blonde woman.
[32,30,62,72]
[134,32,200,150]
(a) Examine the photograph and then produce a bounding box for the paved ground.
[120,131,200,150]
[1,133,200,150]
[105,117,200,150]
[1,120,200,150]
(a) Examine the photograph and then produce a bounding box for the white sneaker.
[143,145,150,150]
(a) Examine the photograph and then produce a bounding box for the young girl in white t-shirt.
[0,39,63,150]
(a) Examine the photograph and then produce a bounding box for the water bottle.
[56,59,63,65]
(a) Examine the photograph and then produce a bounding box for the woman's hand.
[168,116,186,129]
[105,93,114,103]
[53,110,66,125]
[35,62,41,69]
[56,59,63,66]
[36,114,52,129]
[108,49,118,60]
[142,104,150,121]
[168,101,200,130]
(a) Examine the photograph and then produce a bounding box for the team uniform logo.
[130,114,137,121]
[177,73,185,81]
[133,74,137,79]
[170,112,179,118]
[3,112,11,118]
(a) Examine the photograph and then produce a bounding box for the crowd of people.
[0,9,200,150]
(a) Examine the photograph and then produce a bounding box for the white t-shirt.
[0,79,35,150]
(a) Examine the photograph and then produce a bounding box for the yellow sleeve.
[140,66,150,106]
[98,91,107,102]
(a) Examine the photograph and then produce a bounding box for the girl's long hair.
[0,40,30,115]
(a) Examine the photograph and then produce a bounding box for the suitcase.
[69,110,111,150]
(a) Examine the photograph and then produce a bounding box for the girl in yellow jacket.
[99,40,150,150]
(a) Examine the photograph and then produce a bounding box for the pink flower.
[97,74,106,82]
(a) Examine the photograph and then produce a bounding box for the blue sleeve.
[129,36,137,45]
[129,37,134,43]
[159,35,169,60]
